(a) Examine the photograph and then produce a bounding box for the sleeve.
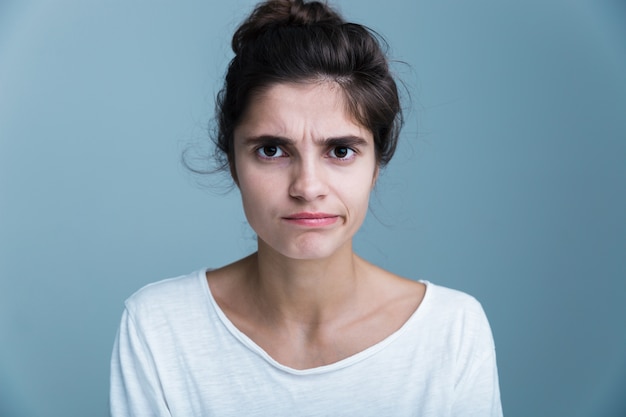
[110,307,171,417]
[450,303,503,417]
[451,347,503,417]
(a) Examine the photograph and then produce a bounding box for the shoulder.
[114,269,220,371]
[422,281,486,316]
[417,281,495,351]
[124,269,208,318]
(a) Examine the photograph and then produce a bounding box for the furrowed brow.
[321,136,369,148]
[242,135,368,148]
[242,135,294,147]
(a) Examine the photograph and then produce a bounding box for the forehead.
[252,81,344,107]
[235,82,370,140]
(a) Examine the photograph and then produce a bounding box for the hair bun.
[232,0,344,54]
[285,0,343,25]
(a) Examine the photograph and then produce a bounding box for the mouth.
[282,212,340,227]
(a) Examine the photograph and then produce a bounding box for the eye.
[329,146,355,160]
[256,145,285,159]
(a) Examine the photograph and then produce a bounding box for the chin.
[260,235,349,261]
[283,238,351,261]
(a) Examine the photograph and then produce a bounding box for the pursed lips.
[282,212,339,226]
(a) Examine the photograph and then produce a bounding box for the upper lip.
[284,212,337,219]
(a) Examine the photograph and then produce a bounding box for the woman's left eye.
[329,147,355,159]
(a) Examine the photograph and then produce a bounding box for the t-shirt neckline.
[198,268,432,376]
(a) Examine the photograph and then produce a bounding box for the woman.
[110,0,502,415]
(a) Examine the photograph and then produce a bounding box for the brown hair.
[214,0,403,174]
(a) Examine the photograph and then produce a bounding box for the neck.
[246,239,362,326]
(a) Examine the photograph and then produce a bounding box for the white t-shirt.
[110,269,502,416]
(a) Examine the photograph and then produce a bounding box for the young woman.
[110,1,502,415]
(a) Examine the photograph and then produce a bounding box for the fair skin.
[206,81,425,370]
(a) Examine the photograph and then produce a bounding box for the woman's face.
[233,82,378,260]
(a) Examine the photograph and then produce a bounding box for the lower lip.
[283,216,339,227]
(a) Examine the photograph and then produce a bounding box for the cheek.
[355,185,374,213]
[238,185,265,232]
[236,167,281,224]
[339,172,376,215]
[238,178,264,210]
[350,161,378,195]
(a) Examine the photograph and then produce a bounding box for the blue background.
[1,0,625,416]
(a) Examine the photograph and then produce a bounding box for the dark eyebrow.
[242,135,368,148]
[322,136,369,148]
[242,135,293,147]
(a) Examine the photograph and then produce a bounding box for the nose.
[288,159,329,202]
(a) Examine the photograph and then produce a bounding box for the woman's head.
[213,0,403,177]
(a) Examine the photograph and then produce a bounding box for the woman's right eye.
[256,145,285,159]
